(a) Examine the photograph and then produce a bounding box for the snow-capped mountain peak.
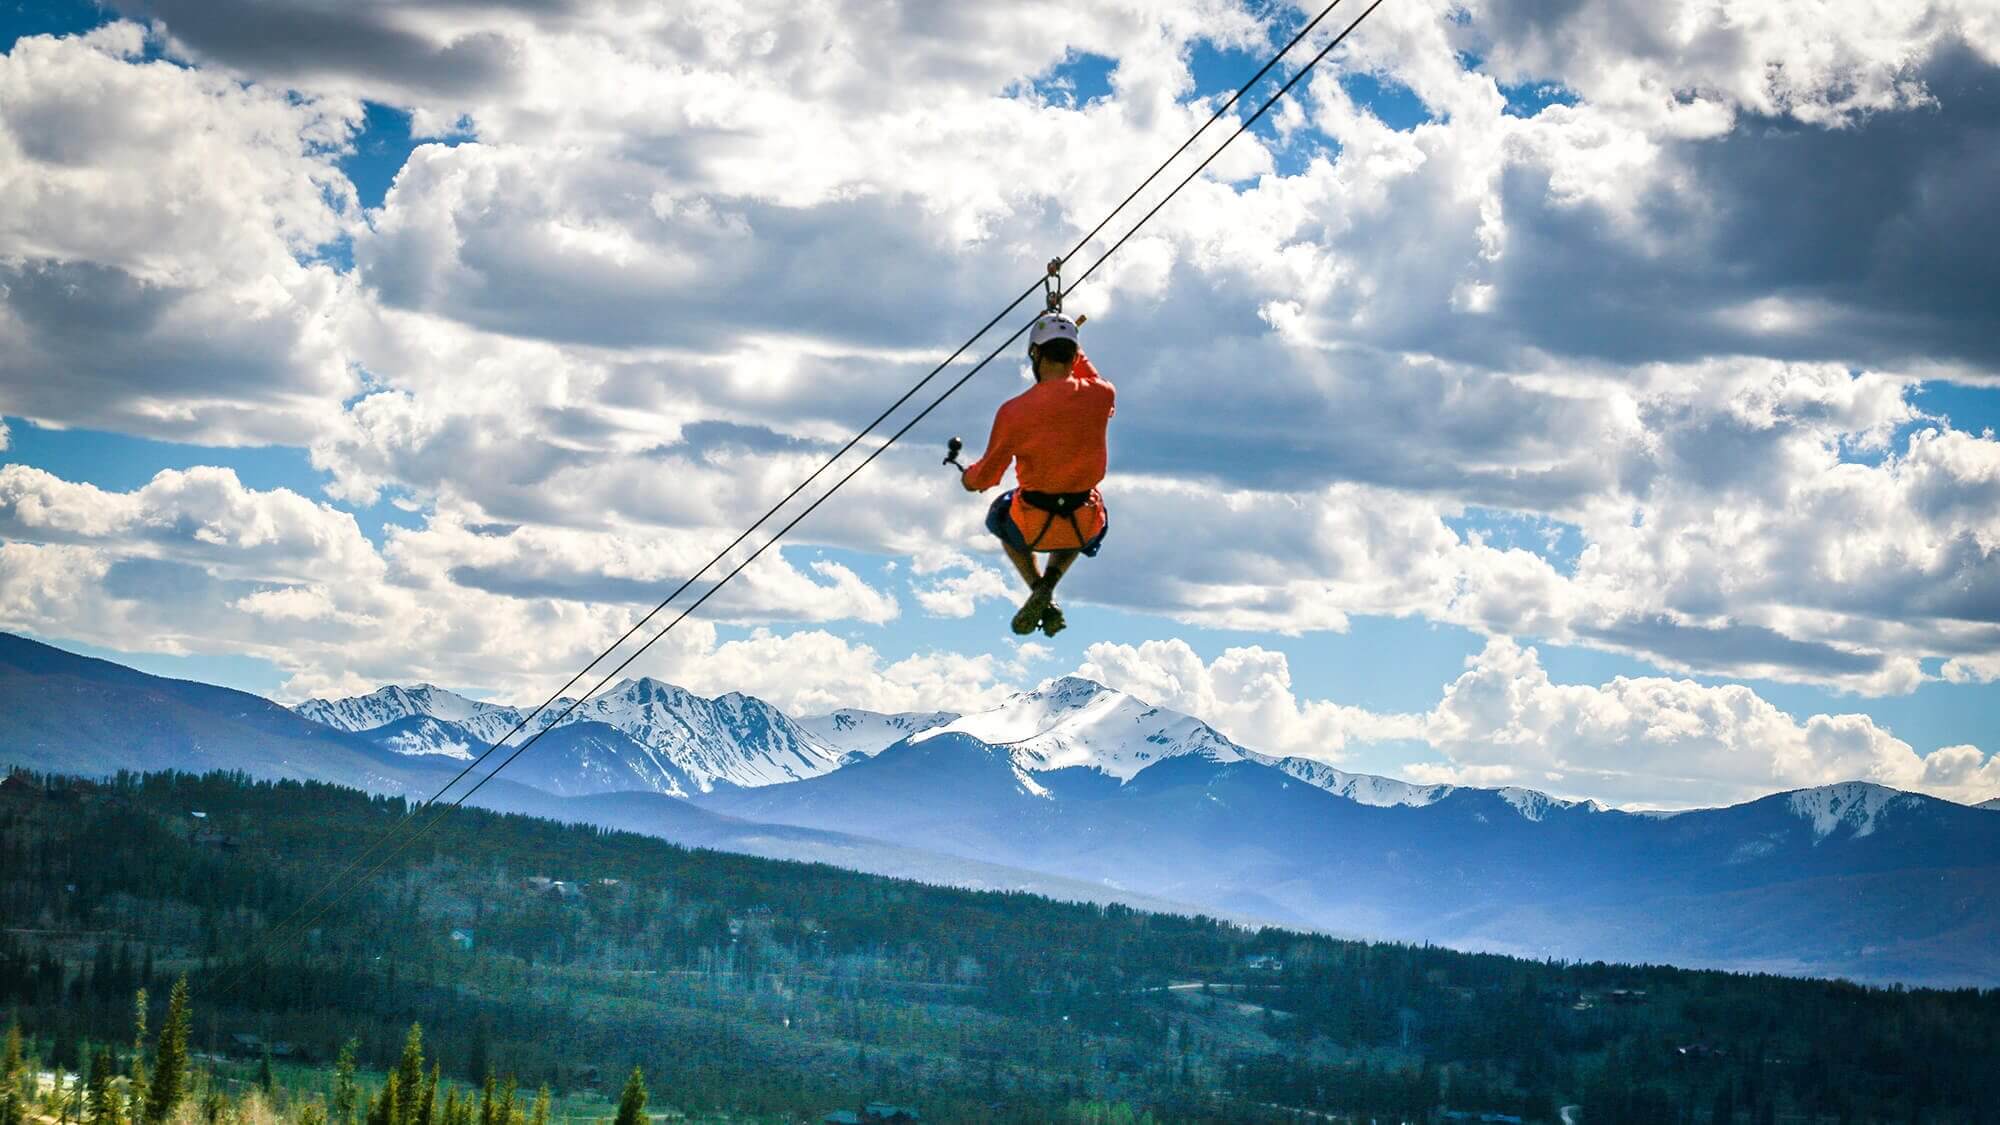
[296,683,522,744]
[913,677,1244,782]
[1497,787,1606,820]
[796,708,960,760]
[300,676,840,793]
[564,677,841,792]
[1787,782,1915,840]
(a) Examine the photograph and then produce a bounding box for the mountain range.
[2,630,1995,987]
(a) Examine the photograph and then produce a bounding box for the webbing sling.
[1019,489,1095,551]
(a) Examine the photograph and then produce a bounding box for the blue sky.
[4,0,1998,809]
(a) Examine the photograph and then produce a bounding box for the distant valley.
[2,630,1995,987]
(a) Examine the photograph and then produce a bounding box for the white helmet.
[1029,314,1079,348]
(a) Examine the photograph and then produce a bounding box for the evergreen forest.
[1,769,1994,1124]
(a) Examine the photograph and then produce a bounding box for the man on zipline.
[959,312,1114,637]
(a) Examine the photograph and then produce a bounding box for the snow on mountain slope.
[297,684,525,744]
[1241,755,1601,819]
[797,708,959,759]
[1244,753,1454,809]
[1787,782,1918,840]
[562,678,843,792]
[1497,787,1607,820]
[302,678,839,793]
[1979,797,2000,811]
[913,676,1244,781]
[369,715,485,760]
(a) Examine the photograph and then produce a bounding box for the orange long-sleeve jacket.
[963,353,1115,551]
[962,353,1116,493]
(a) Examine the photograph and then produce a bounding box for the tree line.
[2,767,1995,1123]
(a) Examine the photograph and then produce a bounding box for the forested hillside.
[1,769,1994,1123]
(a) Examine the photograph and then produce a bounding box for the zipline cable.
[216,0,1385,998]
[224,0,1354,968]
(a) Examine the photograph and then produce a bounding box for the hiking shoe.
[1039,602,1066,638]
[1012,582,1055,635]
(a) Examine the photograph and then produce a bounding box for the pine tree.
[527,1088,548,1125]
[257,1048,274,1094]
[0,1021,25,1125]
[416,1064,439,1125]
[476,1075,495,1125]
[494,1078,515,1125]
[332,1040,359,1125]
[127,990,148,1125]
[86,1045,118,1125]
[613,1068,645,1125]
[142,976,193,1125]
[366,1077,397,1125]
[393,1027,424,1125]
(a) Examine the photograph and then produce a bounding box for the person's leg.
[1039,549,1080,592]
[1008,544,1063,636]
[1032,549,1081,636]
[1000,541,1043,591]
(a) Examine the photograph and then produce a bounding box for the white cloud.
[1463,0,1990,126]
[7,0,2000,709]
[1079,636,1427,757]
[0,24,364,444]
[0,465,910,703]
[0,465,381,584]
[660,627,1037,718]
[1412,636,1997,807]
[1075,631,2000,809]
[910,556,1018,619]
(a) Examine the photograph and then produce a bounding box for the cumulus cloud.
[1410,636,2000,807]
[1079,636,1426,757]
[1075,632,2000,808]
[663,627,1039,718]
[8,0,2000,707]
[389,516,900,626]
[0,465,382,583]
[0,465,909,701]
[0,24,364,444]
[909,551,1017,619]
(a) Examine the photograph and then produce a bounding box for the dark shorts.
[986,489,1109,557]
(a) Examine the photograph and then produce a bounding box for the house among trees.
[524,876,583,900]
[450,929,475,950]
[228,1033,295,1059]
[1244,953,1283,971]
